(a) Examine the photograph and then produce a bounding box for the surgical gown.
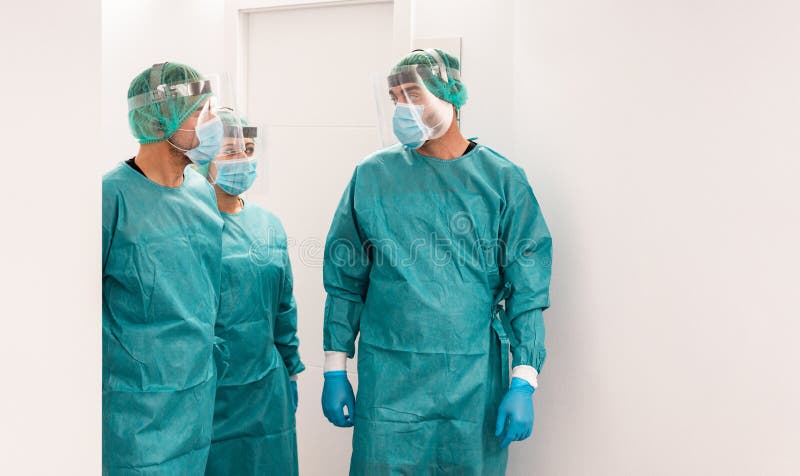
[102,164,224,475]
[323,144,552,475]
[205,204,304,476]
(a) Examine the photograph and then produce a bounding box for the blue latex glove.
[291,380,298,413]
[495,377,535,448]
[322,370,355,427]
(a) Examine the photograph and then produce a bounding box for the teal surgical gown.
[323,144,552,475]
[205,204,305,476]
[102,164,224,475]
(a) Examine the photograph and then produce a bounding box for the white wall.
[0,1,101,474]
[510,1,800,474]
[102,0,226,167]
[91,0,800,474]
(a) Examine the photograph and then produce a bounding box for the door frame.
[223,0,410,116]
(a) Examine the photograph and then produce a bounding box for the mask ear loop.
[150,61,191,153]
[167,89,216,153]
[166,103,197,153]
[152,62,191,154]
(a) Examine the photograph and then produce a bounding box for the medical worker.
[103,62,225,474]
[321,49,552,475]
[203,109,305,476]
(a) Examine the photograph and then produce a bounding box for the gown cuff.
[289,374,299,381]
[324,351,348,372]
[511,365,539,389]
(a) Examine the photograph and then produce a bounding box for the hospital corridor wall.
[4,0,794,474]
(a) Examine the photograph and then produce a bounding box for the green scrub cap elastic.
[127,62,213,144]
[390,48,468,109]
[217,108,241,135]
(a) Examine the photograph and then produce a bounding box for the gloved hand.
[290,380,298,413]
[321,370,355,427]
[495,377,535,448]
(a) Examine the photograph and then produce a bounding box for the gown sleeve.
[102,181,118,274]
[322,169,372,358]
[499,171,553,372]
[275,238,305,376]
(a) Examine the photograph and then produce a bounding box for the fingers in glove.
[494,409,508,437]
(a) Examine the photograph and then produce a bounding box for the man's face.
[389,83,440,126]
[389,83,427,106]
[389,82,453,134]
[170,98,215,150]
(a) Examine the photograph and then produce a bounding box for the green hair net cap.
[217,107,256,141]
[215,107,259,140]
[216,108,239,127]
[390,49,468,109]
[127,62,213,144]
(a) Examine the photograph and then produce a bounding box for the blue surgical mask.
[392,103,431,148]
[182,116,224,166]
[214,157,258,196]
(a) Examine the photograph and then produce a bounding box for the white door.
[244,2,394,474]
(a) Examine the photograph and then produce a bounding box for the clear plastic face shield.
[206,72,241,112]
[209,108,259,196]
[168,97,222,165]
[127,63,223,165]
[242,124,258,159]
[205,72,259,159]
[375,52,458,149]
